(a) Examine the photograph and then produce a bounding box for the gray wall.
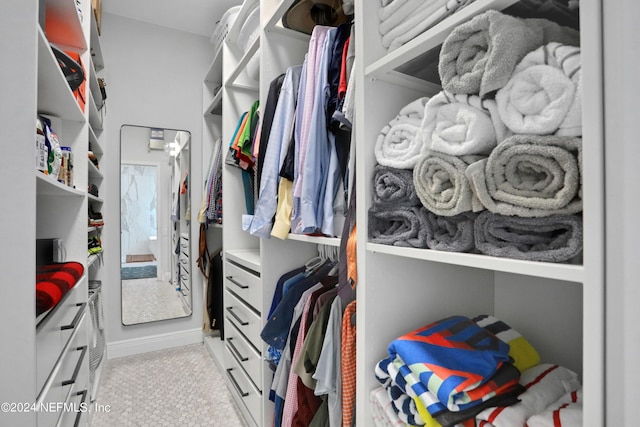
[101,12,212,347]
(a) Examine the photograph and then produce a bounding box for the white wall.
[101,12,213,348]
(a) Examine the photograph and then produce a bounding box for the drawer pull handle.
[227,338,249,362]
[73,389,88,427]
[226,307,249,326]
[62,346,88,386]
[226,368,249,397]
[226,276,249,289]
[61,303,87,331]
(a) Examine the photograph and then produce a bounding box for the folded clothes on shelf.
[36,261,84,316]
[379,0,475,51]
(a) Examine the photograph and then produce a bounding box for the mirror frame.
[119,124,193,325]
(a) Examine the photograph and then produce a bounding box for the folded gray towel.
[368,206,430,248]
[372,165,421,208]
[439,10,580,96]
[474,211,583,262]
[413,150,485,217]
[424,211,477,252]
[466,135,583,217]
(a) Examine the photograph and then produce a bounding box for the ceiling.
[102,0,243,38]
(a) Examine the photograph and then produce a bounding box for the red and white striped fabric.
[475,364,581,427]
[525,389,582,427]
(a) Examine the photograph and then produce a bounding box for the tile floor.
[121,278,191,325]
[90,344,248,427]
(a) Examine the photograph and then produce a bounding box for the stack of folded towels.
[377,0,476,51]
[371,315,583,427]
[371,9,584,263]
[36,261,84,316]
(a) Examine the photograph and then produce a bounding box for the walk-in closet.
[2,0,640,426]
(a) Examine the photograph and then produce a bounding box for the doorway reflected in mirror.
[120,125,192,325]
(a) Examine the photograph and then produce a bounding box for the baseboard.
[106,328,203,359]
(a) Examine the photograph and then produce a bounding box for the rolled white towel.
[476,364,581,427]
[496,42,582,136]
[421,91,511,156]
[374,97,429,169]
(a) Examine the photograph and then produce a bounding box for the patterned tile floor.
[122,278,191,325]
[90,344,248,427]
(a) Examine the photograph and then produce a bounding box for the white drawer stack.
[36,276,90,427]
[223,250,263,427]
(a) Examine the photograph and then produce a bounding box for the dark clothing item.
[207,249,224,338]
[257,73,286,190]
[261,262,335,350]
[328,23,353,120]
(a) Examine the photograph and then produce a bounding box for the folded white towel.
[526,389,583,427]
[378,0,418,25]
[476,364,581,427]
[370,387,407,427]
[421,91,511,156]
[375,98,429,169]
[383,0,471,51]
[379,0,443,34]
[414,150,485,216]
[496,42,582,136]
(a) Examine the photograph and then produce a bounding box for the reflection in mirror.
[120,125,192,325]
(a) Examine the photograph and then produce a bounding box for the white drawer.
[37,310,89,427]
[225,319,262,391]
[224,260,262,312]
[179,255,190,272]
[180,265,190,282]
[55,387,89,427]
[225,347,262,427]
[224,290,262,351]
[36,278,87,394]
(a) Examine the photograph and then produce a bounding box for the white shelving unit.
[1,0,106,425]
[354,2,603,427]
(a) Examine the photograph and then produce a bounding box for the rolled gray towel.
[466,134,582,217]
[413,150,485,217]
[474,211,583,262]
[372,165,421,208]
[368,205,430,248]
[424,211,477,252]
[439,10,580,97]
